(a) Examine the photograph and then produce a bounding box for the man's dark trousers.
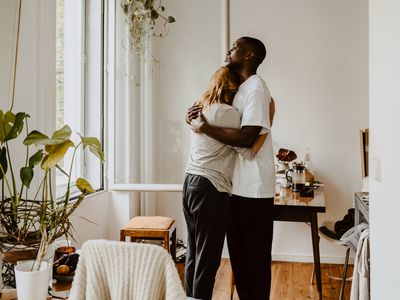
[183,174,229,300]
[227,194,274,300]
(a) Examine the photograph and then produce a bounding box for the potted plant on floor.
[0,116,104,300]
[0,1,104,297]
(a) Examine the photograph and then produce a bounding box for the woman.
[183,66,242,300]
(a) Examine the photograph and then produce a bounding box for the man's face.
[225,39,248,69]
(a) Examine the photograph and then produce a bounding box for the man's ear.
[245,51,255,61]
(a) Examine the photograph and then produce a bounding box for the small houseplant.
[121,0,175,56]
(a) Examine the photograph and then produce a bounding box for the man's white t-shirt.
[231,75,276,198]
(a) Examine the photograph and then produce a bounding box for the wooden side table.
[120,216,177,261]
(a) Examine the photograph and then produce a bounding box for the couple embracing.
[183,37,276,300]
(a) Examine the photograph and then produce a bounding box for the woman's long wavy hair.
[196,66,240,109]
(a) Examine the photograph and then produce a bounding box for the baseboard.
[222,250,354,265]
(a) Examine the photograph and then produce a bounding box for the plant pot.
[15,260,50,300]
[1,247,37,288]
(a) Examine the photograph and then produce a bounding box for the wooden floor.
[177,259,353,300]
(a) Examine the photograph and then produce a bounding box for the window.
[56,0,104,197]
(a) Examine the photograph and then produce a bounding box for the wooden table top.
[274,187,326,213]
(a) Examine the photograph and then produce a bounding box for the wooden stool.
[120,216,177,261]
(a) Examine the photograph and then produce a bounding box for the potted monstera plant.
[0,110,104,298]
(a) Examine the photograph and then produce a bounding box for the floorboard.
[177,259,353,300]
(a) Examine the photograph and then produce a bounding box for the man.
[188,37,275,299]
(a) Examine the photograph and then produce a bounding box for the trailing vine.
[121,0,176,56]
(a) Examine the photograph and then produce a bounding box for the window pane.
[56,0,95,197]
[56,0,103,195]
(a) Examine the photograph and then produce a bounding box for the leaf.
[5,112,27,141]
[0,110,5,142]
[76,178,95,194]
[80,135,104,162]
[89,145,105,162]
[23,131,50,146]
[29,149,44,168]
[0,147,8,179]
[51,125,72,144]
[123,4,128,15]
[3,111,15,123]
[150,9,159,20]
[24,125,72,146]
[20,167,34,188]
[45,139,75,154]
[80,136,101,150]
[167,16,176,23]
[41,140,74,170]
[144,0,152,10]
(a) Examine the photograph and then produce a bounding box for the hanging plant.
[121,0,176,56]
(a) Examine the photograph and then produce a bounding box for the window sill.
[109,183,183,192]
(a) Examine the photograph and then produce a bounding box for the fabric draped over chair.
[69,240,185,300]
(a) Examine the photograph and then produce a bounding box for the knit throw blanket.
[69,240,186,300]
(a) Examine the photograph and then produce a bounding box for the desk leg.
[311,213,322,299]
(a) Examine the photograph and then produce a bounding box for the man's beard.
[225,61,241,70]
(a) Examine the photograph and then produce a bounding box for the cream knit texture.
[69,240,186,300]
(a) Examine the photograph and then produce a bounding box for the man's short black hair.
[239,37,267,66]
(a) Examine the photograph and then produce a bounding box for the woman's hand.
[269,97,275,127]
[185,104,203,125]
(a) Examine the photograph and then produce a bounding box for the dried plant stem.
[10,0,22,111]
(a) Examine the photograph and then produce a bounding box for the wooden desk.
[274,188,326,300]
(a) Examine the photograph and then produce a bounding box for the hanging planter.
[121,0,175,56]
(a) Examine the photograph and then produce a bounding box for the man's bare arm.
[195,115,262,147]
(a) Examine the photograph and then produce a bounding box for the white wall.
[70,192,110,247]
[154,0,369,262]
[230,0,369,261]
[0,0,40,120]
[0,0,18,105]
[369,1,400,299]
[0,0,55,195]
